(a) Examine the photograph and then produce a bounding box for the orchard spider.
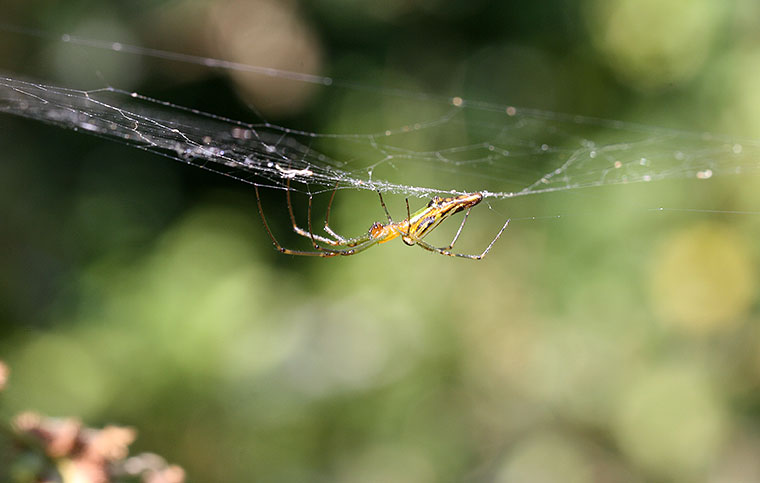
[254,183,509,259]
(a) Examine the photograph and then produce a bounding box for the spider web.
[2,74,756,204]
[1,26,759,207]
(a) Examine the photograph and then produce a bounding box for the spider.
[254,183,510,259]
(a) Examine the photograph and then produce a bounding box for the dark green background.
[2,0,760,481]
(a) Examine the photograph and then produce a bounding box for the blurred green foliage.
[2,0,760,481]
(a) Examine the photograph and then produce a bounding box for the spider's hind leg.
[323,182,350,244]
[285,180,343,246]
[255,185,339,257]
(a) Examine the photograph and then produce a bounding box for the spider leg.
[306,194,321,250]
[377,191,394,223]
[256,185,377,257]
[306,194,362,251]
[440,208,471,250]
[256,185,338,256]
[301,220,380,255]
[404,198,412,238]
[323,225,349,243]
[319,184,388,248]
[283,180,368,248]
[323,182,351,244]
[285,179,343,246]
[331,237,382,256]
[414,218,510,260]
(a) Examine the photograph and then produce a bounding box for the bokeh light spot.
[585,0,724,90]
[47,17,144,90]
[208,0,323,117]
[495,431,593,483]
[336,445,435,483]
[613,364,728,479]
[8,334,111,418]
[650,222,755,333]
